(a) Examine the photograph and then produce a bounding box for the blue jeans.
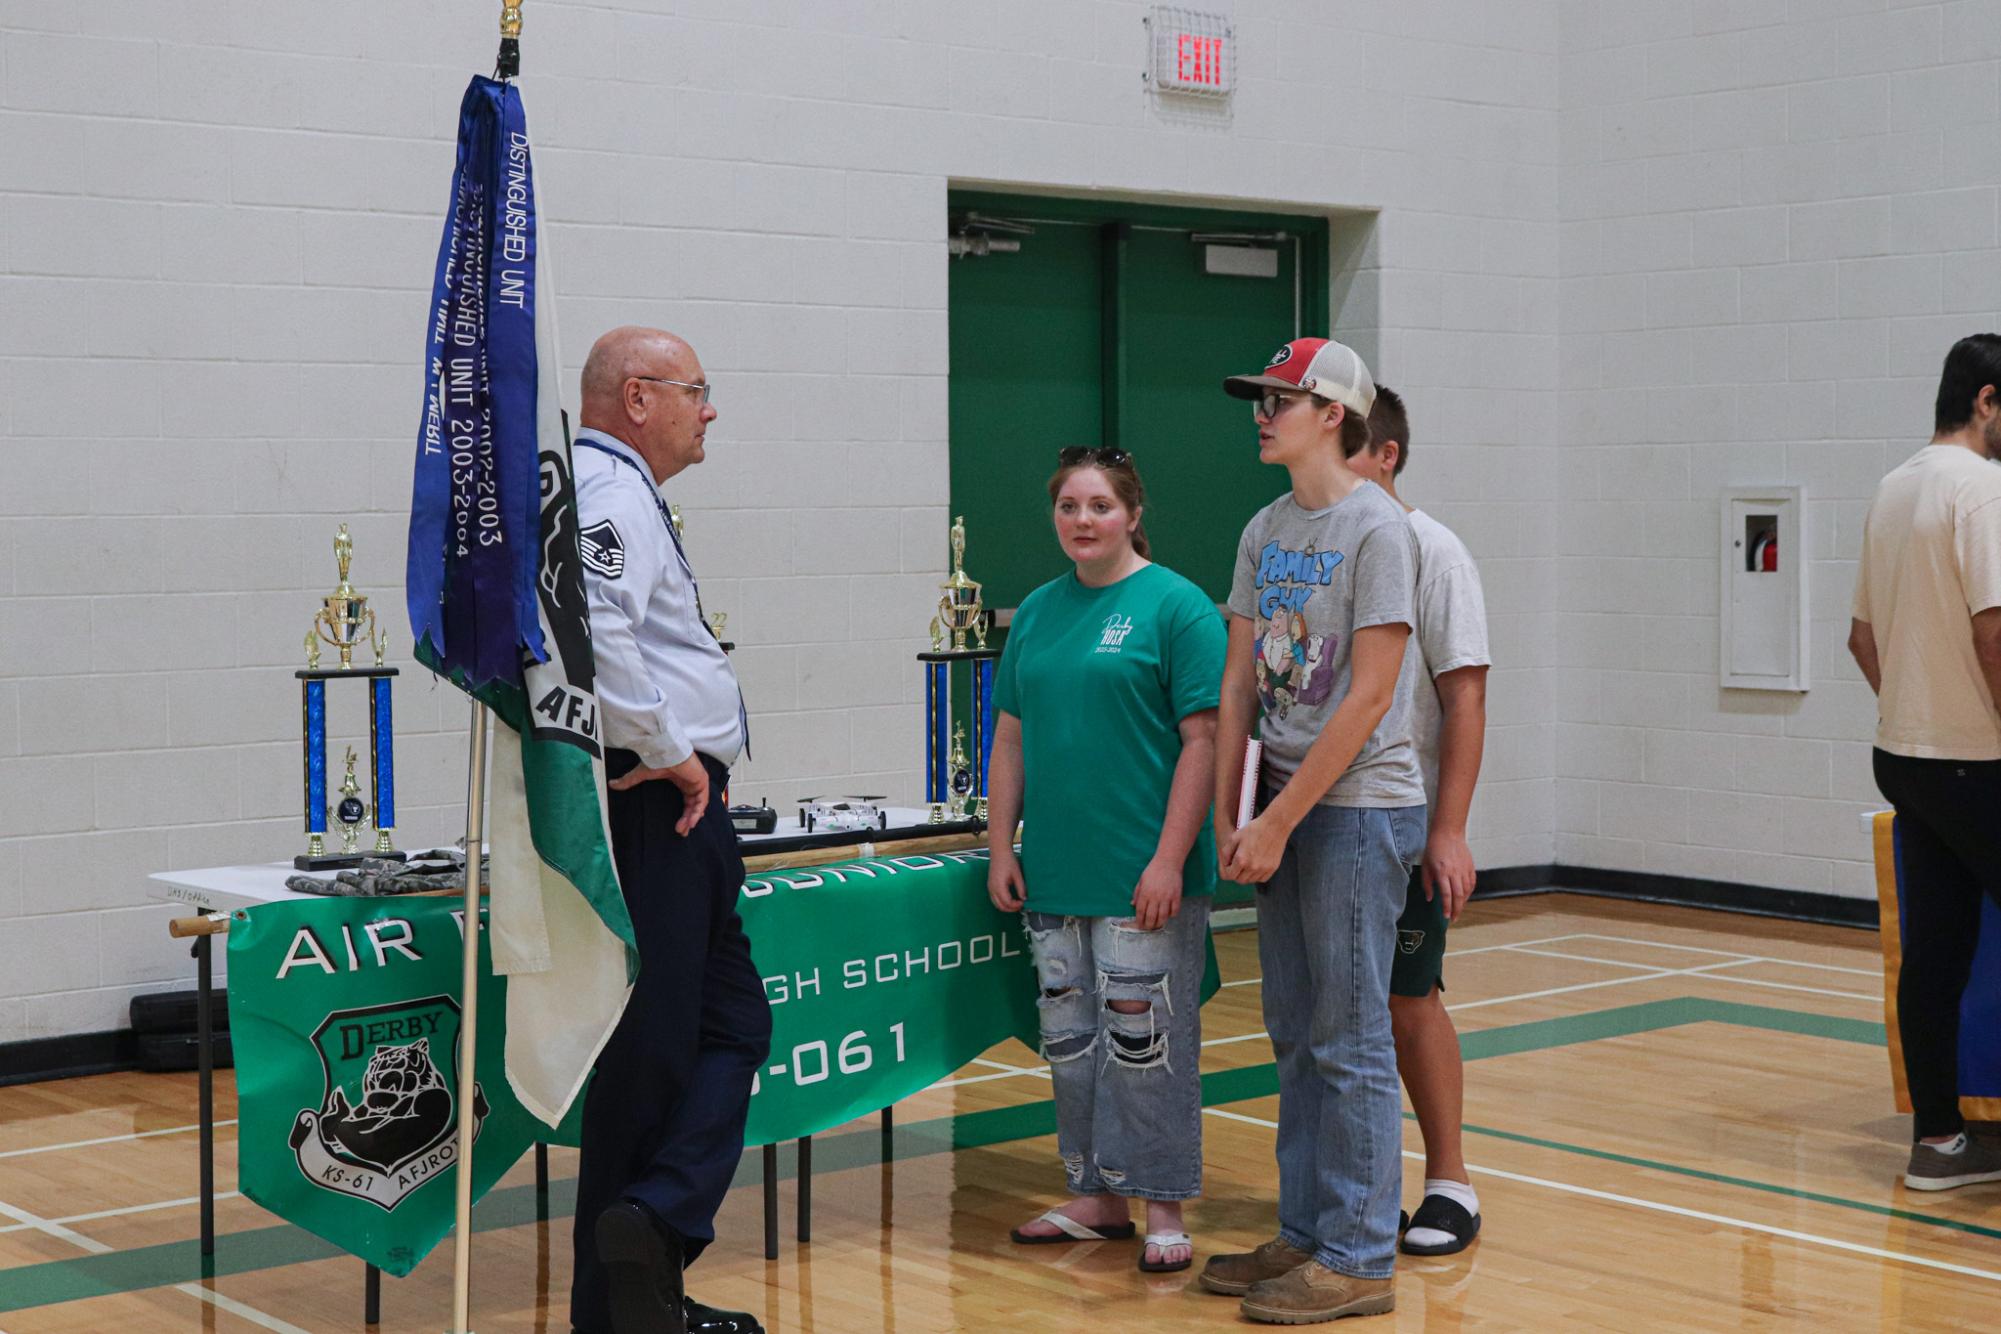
[1024,899,1211,1201]
[1258,803,1426,1279]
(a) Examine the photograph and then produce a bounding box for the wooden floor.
[1,893,1994,1332]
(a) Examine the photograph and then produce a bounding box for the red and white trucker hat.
[1222,338,1377,418]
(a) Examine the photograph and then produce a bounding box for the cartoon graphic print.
[1250,539,1343,719]
[319,1038,453,1175]
[291,996,489,1212]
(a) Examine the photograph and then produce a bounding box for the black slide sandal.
[1400,1194,1480,1256]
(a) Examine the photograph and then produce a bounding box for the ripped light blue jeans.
[1023,899,1210,1202]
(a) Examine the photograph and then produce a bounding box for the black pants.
[571,751,772,1333]
[1873,749,2001,1140]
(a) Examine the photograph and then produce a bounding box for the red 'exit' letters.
[1174,33,1225,87]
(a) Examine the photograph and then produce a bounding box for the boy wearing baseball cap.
[1202,338,1425,1323]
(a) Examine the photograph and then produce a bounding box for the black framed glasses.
[1255,391,1308,421]
[635,375,713,406]
[1057,445,1133,468]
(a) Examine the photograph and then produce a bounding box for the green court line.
[1454,1120,2001,1244]
[0,997,1927,1315]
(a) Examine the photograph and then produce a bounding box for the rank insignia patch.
[579,519,625,578]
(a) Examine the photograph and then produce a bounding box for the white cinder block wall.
[5,0,1566,1044]
[1554,0,2000,901]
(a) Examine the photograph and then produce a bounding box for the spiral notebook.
[1235,738,1262,830]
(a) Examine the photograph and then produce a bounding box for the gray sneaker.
[1904,1135,2001,1191]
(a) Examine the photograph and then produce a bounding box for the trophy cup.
[918,516,997,824]
[936,517,987,652]
[296,525,403,870]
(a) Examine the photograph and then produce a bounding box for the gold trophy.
[946,723,973,819]
[313,526,387,670]
[296,525,401,870]
[330,747,371,857]
[920,517,997,823]
[935,516,988,652]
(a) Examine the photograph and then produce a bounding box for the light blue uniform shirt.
[573,427,744,769]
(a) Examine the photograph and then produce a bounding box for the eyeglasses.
[1255,391,1308,421]
[1057,445,1133,468]
[635,376,713,406]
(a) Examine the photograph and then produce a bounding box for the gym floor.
[0,893,1990,1332]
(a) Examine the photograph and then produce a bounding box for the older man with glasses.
[567,326,767,1334]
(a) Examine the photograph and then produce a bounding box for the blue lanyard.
[575,436,751,760]
[574,438,697,584]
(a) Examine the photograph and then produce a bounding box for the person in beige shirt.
[1850,332,2001,1194]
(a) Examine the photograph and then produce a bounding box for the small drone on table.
[796,796,889,834]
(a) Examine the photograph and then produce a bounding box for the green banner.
[738,847,1220,1142]
[230,849,1219,1274]
[229,899,570,1277]
[740,849,1040,1143]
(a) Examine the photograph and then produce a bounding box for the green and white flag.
[407,77,635,1128]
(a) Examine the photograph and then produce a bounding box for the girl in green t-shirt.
[987,447,1227,1275]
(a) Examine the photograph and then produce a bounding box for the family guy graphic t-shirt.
[1227,482,1425,808]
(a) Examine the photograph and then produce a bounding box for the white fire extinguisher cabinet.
[1720,486,1808,692]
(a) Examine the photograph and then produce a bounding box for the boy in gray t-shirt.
[1229,489,1425,805]
[1202,339,1427,1324]
[1352,385,1491,1261]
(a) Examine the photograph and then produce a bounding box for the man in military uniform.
[569,325,768,1334]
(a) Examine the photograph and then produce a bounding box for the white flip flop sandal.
[1009,1209,1138,1245]
[1139,1230,1193,1273]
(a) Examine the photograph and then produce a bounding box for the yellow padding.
[1871,809,2001,1121]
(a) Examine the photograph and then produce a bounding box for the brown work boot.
[1241,1261,1394,1324]
[1197,1236,1313,1296]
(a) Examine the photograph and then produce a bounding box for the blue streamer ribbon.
[408,76,547,689]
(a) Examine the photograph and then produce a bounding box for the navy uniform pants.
[571,751,772,1334]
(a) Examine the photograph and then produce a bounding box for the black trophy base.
[918,648,1001,663]
[293,848,408,872]
[295,665,399,681]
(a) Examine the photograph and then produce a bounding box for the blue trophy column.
[302,679,328,842]
[925,661,949,804]
[370,676,396,836]
[974,658,995,798]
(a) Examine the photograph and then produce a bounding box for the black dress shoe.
[594,1200,686,1334]
[685,1296,763,1333]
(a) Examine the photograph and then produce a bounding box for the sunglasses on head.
[1057,445,1133,468]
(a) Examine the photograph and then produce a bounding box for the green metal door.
[944,212,1104,610]
[947,192,1329,608]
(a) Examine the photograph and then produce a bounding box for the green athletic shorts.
[1390,864,1447,998]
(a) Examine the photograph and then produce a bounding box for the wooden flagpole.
[450,9,521,1330]
[449,700,490,1334]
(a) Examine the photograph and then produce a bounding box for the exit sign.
[1146,7,1235,99]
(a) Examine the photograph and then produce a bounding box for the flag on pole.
[408,75,636,1127]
